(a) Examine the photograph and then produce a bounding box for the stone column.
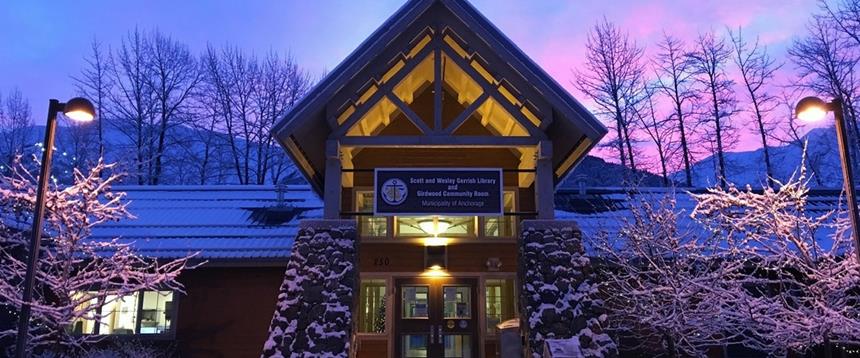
[261,220,358,358]
[518,220,616,358]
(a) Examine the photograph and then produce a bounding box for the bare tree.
[821,0,860,47]
[73,39,113,158]
[0,159,196,355]
[653,33,697,187]
[593,192,733,357]
[575,18,647,171]
[202,45,307,185]
[143,30,201,185]
[0,88,32,167]
[729,27,782,187]
[108,28,157,185]
[692,168,860,356]
[254,51,308,184]
[790,15,860,176]
[688,31,738,188]
[635,84,676,186]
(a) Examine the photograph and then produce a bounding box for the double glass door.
[395,278,478,358]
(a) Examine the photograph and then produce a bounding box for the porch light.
[418,218,451,236]
[425,245,447,270]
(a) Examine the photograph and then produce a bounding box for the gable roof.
[272,0,607,196]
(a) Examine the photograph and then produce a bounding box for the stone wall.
[261,220,358,358]
[519,220,616,358]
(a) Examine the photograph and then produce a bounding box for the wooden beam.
[339,135,539,147]
[444,92,488,134]
[439,24,552,119]
[433,37,443,133]
[324,139,342,219]
[332,43,434,137]
[387,93,433,134]
[535,140,555,219]
[440,46,547,140]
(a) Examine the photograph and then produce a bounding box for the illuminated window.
[140,291,174,334]
[356,191,387,238]
[69,290,175,336]
[397,216,476,237]
[100,293,140,335]
[484,191,516,238]
[70,291,100,335]
[485,279,517,335]
[358,280,387,333]
[402,286,429,319]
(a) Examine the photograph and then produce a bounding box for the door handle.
[437,325,443,345]
[430,325,436,344]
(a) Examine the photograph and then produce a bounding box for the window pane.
[357,191,388,237]
[397,216,475,237]
[401,286,429,319]
[100,292,139,334]
[444,335,472,358]
[140,291,174,334]
[402,334,429,358]
[443,286,471,319]
[358,280,387,333]
[69,291,99,335]
[485,279,517,335]
[485,192,516,238]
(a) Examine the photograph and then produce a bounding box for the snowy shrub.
[0,158,197,355]
[594,169,860,357]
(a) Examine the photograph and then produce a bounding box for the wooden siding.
[176,266,285,358]
[360,242,517,273]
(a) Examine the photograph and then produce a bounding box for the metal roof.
[77,186,848,261]
[88,185,322,262]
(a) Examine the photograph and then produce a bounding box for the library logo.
[380,178,408,206]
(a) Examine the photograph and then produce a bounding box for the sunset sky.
[0,0,822,157]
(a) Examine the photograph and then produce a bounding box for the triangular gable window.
[338,27,545,139]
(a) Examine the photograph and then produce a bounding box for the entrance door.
[395,277,479,358]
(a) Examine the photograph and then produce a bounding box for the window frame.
[482,276,518,338]
[70,289,179,339]
[353,187,519,242]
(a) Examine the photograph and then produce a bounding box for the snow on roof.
[90,185,323,261]
[556,188,844,254]
[79,186,846,261]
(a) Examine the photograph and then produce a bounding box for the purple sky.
[0,0,820,155]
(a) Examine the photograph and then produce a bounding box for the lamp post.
[795,96,860,264]
[14,97,95,358]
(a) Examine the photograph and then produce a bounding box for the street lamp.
[14,98,95,358]
[795,96,860,264]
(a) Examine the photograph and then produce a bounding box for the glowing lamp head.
[795,96,830,123]
[63,97,96,122]
[418,219,451,236]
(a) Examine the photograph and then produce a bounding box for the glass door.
[395,278,478,358]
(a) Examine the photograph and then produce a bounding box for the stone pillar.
[518,220,616,358]
[261,220,358,358]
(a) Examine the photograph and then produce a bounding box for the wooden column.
[324,139,342,219]
[535,141,554,219]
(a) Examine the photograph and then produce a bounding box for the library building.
[74,0,608,357]
[262,0,605,356]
